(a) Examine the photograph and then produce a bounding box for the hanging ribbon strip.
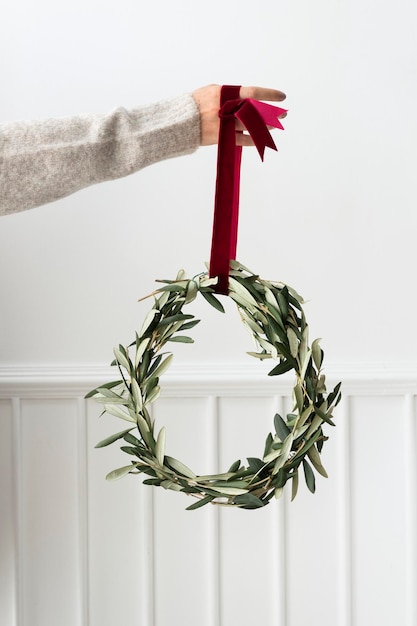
[209,85,287,294]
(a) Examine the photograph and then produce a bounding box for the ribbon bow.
[209,85,286,294]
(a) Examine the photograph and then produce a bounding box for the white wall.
[1,1,417,625]
[1,0,417,366]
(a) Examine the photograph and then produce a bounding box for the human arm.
[0,85,286,216]
[0,93,200,216]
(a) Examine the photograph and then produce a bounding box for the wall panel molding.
[2,362,417,397]
[1,362,416,626]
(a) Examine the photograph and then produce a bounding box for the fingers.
[239,86,286,102]
[236,132,255,147]
[193,83,287,147]
[235,113,287,134]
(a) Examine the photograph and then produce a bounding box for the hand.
[192,84,287,147]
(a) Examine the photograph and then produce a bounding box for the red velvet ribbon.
[209,85,286,294]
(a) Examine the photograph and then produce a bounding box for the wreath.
[87,260,341,510]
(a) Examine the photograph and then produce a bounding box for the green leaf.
[287,327,299,358]
[264,286,280,311]
[307,444,328,478]
[263,432,273,458]
[93,387,124,399]
[213,480,250,489]
[113,347,132,373]
[327,381,342,408]
[104,404,136,423]
[247,351,272,360]
[159,313,194,327]
[167,336,194,343]
[239,308,262,334]
[291,469,299,501]
[291,428,323,463]
[120,445,139,456]
[271,467,287,489]
[143,478,162,486]
[137,413,150,436]
[155,426,166,466]
[229,259,252,273]
[143,374,158,396]
[95,427,135,448]
[228,459,241,472]
[130,378,143,411]
[229,277,258,307]
[257,337,278,359]
[199,276,218,288]
[185,280,198,304]
[197,472,235,481]
[297,405,314,429]
[303,458,316,493]
[186,495,215,511]
[139,308,159,337]
[179,319,201,331]
[200,290,225,313]
[156,290,170,309]
[263,445,284,464]
[274,413,291,442]
[165,456,197,479]
[300,349,312,382]
[247,457,265,474]
[314,405,336,426]
[294,382,304,413]
[276,288,289,319]
[305,413,324,440]
[156,282,187,293]
[312,338,323,370]
[93,395,128,405]
[268,360,293,376]
[271,434,293,474]
[106,464,136,481]
[209,486,249,496]
[145,385,161,405]
[124,432,142,447]
[274,487,284,499]
[161,480,183,491]
[150,353,174,379]
[135,337,150,369]
[85,379,124,399]
[234,493,265,509]
[158,321,183,343]
[293,424,310,441]
[264,301,286,331]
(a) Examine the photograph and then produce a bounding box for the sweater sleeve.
[0,92,201,215]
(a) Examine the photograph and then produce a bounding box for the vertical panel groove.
[337,396,352,626]
[77,398,89,626]
[11,398,22,626]
[405,395,417,626]
[273,395,287,626]
[208,396,221,626]
[141,405,156,626]
[141,488,155,626]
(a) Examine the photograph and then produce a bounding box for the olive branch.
[87,260,341,510]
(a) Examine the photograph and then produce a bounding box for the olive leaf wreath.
[87,261,341,510]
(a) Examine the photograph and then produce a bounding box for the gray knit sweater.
[0,93,200,216]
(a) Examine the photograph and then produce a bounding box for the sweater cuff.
[127,92,201,169]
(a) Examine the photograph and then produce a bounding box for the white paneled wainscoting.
[1,363,417,626]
